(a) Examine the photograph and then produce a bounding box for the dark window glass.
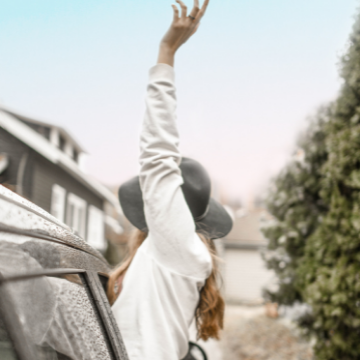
[37,126,51,140]
[73,149,79,163]
[59,135,66,151]
[6,274,113,360]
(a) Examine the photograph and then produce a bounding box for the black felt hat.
[118,158,233,240]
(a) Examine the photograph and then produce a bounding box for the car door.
[0,242,128,360]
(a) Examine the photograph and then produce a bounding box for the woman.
[108,1,233,359]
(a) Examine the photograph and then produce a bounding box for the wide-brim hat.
[119,158,233,240]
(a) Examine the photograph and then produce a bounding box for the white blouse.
[112,64,212,360]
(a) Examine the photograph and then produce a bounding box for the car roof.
[0,185,108,265]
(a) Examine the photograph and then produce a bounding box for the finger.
[175,0,188,19]
[188,0,200,19]
[196,0,209,20]
[172,4,180,21]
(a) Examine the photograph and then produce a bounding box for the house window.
[50,184,66,222]
[73,148,79,163]
[87,205,106,251]
[59,134,66,151]
[66,193,87,238]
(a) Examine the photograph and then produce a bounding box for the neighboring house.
[0,106,122,252]
[222,207,274,304]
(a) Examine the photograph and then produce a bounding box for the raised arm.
[139,0,211,277]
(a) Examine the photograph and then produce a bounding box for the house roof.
[224,208,272,249]
[0,108,120,212]
[0,106,85,153]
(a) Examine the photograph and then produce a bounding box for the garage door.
[224,249,273,303]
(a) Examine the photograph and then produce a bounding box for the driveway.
[193,305,313,360]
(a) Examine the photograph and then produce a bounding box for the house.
[222,207,274,304]
[0,106,122,252]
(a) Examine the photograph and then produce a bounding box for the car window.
[4,274,113,360]
[0,313,18,360]
[0,240,114,360]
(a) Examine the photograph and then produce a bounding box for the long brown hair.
[107,229,224,340]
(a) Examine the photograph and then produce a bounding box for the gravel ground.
[221,305,314,360]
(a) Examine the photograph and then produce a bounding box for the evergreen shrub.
[264,10,360,359]
[297,13,360,359]
[262,106,329,306]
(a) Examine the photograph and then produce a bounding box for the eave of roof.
[0,106,85,153]
[0,109,120,212]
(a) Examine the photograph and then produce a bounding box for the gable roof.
[0,106,85,153]
[0,108,120,211]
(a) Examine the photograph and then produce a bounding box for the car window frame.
[0,268,129,360]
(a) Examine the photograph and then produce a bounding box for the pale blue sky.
[0,0,359,202]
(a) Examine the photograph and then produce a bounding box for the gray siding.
[0,127,104,240]
[32,154,103,213]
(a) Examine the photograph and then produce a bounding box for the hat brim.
[119,177,233,240]
[196,198,233,240]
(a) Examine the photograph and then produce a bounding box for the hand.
[157,0,210,67]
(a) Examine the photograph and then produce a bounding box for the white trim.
[87,205,106,251]
[0,111,58,163]
[0,105,85,152]
[16,152,29,196]
[66,193,87,238]
[50,127,59,147]
[51,184,66,222]
[0,110,120,210]
[78,152,87,172]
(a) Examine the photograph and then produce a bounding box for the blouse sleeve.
[139,64,211,279]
